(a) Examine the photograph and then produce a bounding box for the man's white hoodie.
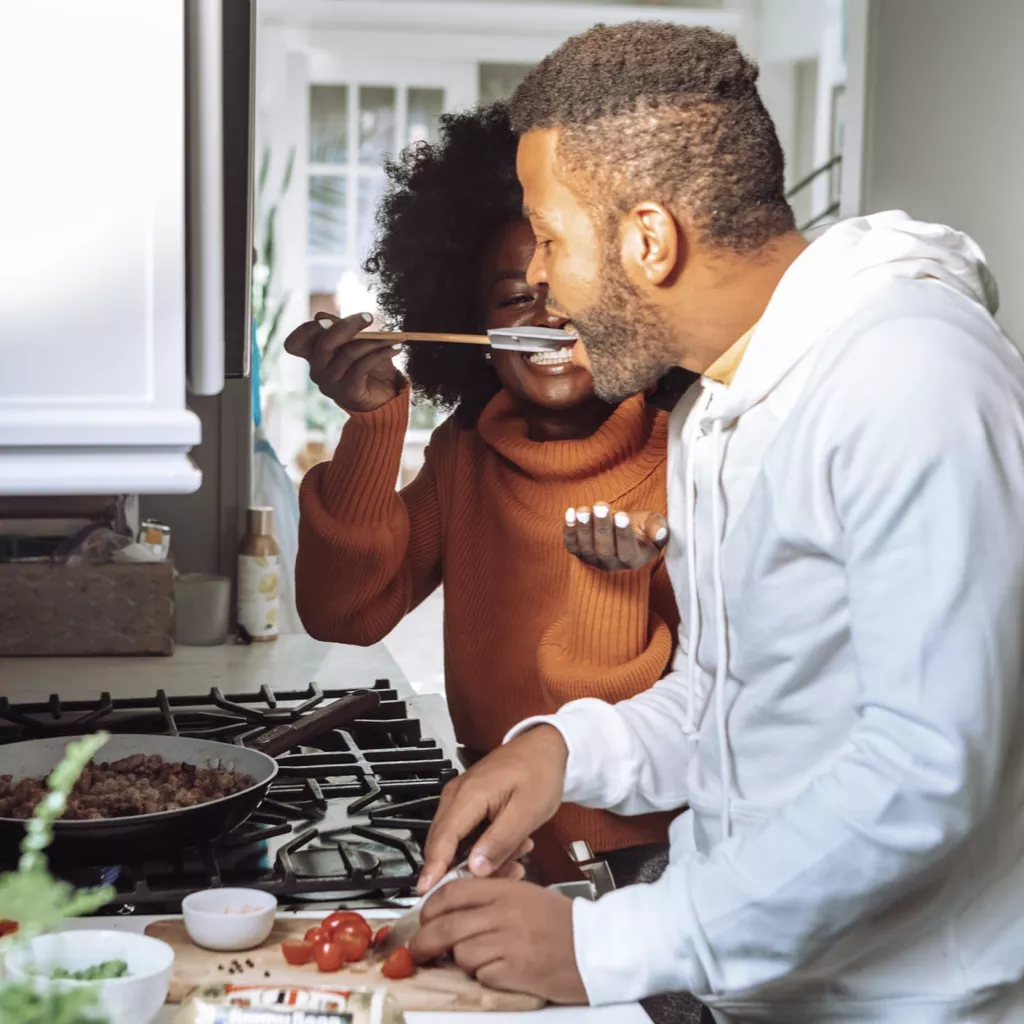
[512,211,1024,1021]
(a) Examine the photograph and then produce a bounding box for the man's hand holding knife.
[408,726,587,1004]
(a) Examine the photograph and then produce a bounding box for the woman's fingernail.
[654,527,668,542]
[317,317,334,330]
[361,312,374,324]
[614,512,630,529]
[565,508,576,526]
[593,504,609,519]
[577,510,591,525]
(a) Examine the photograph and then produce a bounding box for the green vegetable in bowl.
[51,960,129,982]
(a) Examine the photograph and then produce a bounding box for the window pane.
[478,63,533,105]
[308,175,348,257]
[356,175,388,262]
[358,86,396,166]
[407,88,444,147]
[308,262,344,295]
[309,85,349,164]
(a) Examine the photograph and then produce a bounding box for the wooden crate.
[0,561,174,656]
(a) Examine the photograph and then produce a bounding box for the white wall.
[848,0,1024,342]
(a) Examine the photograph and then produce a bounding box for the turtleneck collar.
[475,389,666,491]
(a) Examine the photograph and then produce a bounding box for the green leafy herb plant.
[0,733,116,1024]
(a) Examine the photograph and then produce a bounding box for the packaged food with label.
[173,983,406,1024]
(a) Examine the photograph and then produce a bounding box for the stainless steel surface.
[487,326,575,353]
[186,0,226,396]
[549,880,596,902]
[568,839,616,898]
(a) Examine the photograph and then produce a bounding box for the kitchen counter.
[0,633,409,704]
[6,636,647,1020]
[57,915,649,1024]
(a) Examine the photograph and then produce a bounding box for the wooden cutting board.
[145,918,545,1012]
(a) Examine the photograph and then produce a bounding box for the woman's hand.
[283,312,403,413]
[564,503,668,571]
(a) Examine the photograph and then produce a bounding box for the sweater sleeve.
[296,385,444,645]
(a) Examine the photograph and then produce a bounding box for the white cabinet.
[0,1,202,495]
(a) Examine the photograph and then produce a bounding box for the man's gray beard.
[570,264,679,403]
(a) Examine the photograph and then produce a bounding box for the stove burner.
[0,680,456,913]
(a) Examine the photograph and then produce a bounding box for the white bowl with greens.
[4,929,174,1024]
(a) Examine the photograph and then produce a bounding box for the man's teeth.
[528,347,574,366]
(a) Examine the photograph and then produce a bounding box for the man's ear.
[620,202,682,288]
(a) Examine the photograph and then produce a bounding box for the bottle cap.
[246,506,274,536]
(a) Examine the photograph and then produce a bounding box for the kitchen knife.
[376,860,473,958]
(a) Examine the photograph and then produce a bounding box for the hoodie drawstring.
[684,425,701,735]
[683,401,733,840]
[711,419,732,839]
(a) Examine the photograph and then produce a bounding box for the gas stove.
[0,680,456,913]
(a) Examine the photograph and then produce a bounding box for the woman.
[286,103,687,889]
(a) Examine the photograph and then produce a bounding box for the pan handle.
[248,689,381,757]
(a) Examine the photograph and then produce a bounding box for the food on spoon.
[51,958,129,981]
[0,755,254,820]
[381,946,415,980]
[280,938,314,966]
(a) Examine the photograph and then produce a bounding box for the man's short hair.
[510,21,796,252]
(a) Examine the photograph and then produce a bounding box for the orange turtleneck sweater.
[296,384,678,856]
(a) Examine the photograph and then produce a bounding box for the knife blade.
[376,860,473,958]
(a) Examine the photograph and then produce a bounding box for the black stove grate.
[0,681,456,912]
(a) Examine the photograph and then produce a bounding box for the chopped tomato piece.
[281,938,314,966]
[322,911,372,944]
[0,920,18,939]
[371,925,391,949]
[381,945,415,980]
[304,926,326,944]
[334,932,369,963]
[314,940,345,973]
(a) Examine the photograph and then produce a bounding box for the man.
[409,22,1024,1023]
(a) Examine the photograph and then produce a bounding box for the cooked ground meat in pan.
[0,754,254,820]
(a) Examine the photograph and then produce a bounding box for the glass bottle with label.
[237,506,280,642]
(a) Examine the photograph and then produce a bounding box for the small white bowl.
[4,929,174,1024]
[182,887,277,951]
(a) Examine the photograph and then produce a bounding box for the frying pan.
[0,688,381,865]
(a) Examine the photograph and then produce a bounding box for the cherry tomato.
[314,940,345,973]
[304,926,326,943]
[322,911,372,944]
[381,946,414,980]
[281,939,314,966]
[371,926,391,949]
[333,932,369,963]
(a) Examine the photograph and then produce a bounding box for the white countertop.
[0,634,408,703]
[57,915,648,1024]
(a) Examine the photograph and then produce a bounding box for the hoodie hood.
[709,210,999,426]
